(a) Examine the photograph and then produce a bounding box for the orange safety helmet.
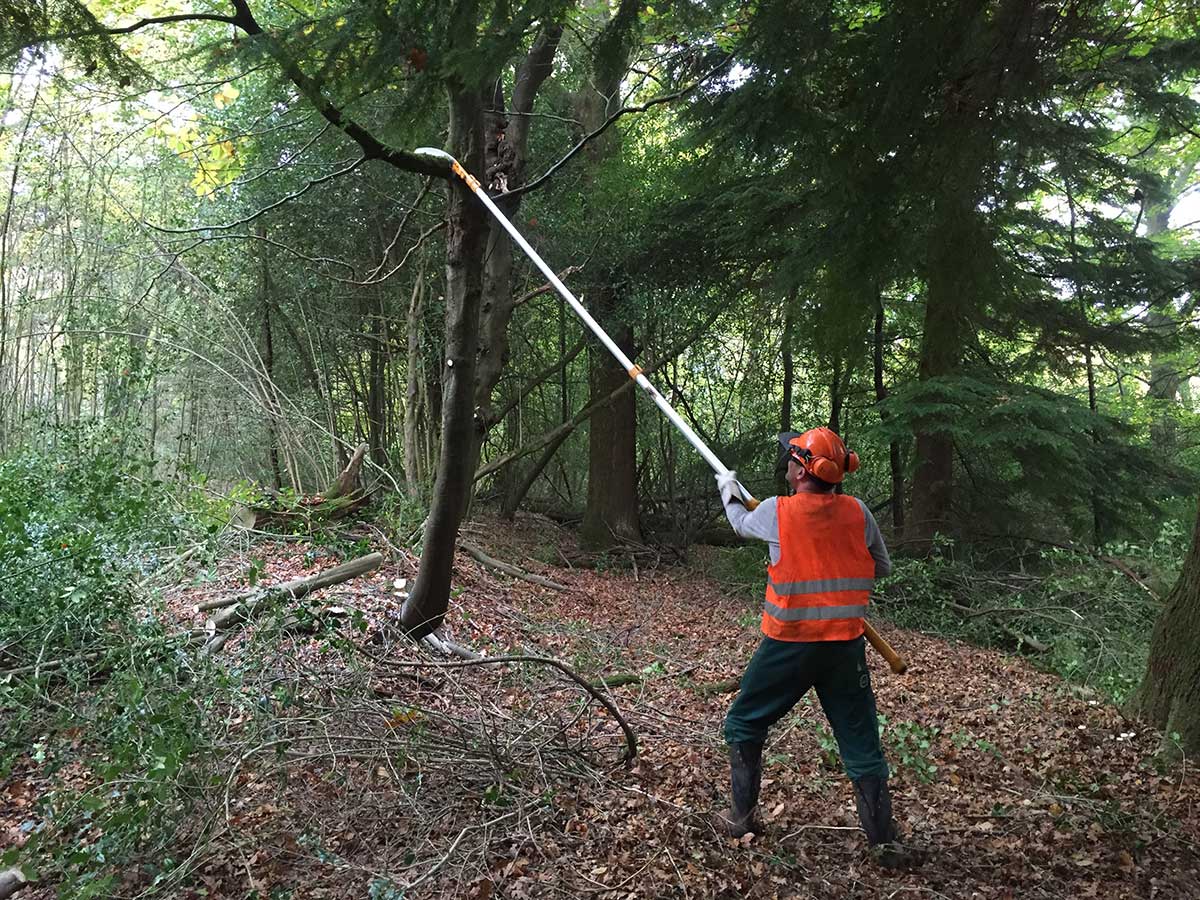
[778,427,860,484]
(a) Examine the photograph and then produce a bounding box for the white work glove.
[715,470,744,507]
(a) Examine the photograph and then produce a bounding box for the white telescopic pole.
[416,148,909,675]
[416,147,732,478]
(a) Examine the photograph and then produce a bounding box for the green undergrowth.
[698,523,1186,708]
[0,426,246,896]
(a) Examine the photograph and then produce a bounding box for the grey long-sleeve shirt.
[724,495,892,577]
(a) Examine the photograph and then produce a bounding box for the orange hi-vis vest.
[763,493,876,642]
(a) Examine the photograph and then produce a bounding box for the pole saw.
[415,147,908,675]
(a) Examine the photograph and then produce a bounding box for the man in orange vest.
[714,428,908,866]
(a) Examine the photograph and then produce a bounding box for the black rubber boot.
[852,775,926,869]
[852,775,898,845]
[715,741,763,837]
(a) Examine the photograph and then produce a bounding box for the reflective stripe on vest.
[763,493,876,642]
[768,576,875,595]
[764,600,869,621]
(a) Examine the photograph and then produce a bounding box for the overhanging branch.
[44,1,450,180]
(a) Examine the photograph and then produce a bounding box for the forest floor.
[6,512,1200,899]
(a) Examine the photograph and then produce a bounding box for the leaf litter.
[3,511,1197,899]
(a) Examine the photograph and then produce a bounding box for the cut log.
[203,552,383,652]
[460,540,574,592]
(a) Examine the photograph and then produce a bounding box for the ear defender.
[812,457,842,483]
[846,451,860,474]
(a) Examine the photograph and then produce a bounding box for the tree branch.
[54,2,450,180]
[226,1,448,178]
[377,652,638,765]
[43,12,237,41]
[487,333,586,427]
[499,60,729,201]
[474,298,729,482]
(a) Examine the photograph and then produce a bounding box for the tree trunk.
[366,293,388,471]
[777,295,795,494]
[400,86,488,638]
[828,355,844,433]
[907,184,980,547]
[474,25,563,430]
[581,302,640,549]
[259,224,283,492]
[1143,161,1196,446]
[404,264,429,496]
[873,297,905,532]
[577,0,644,550]
[457,24,564,522]
[1134,496,1200,755]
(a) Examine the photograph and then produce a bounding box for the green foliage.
[376,490,428,543]
[879,715,940,783]
[0,426,222,895]
[876,527,1185,706]
[874,374,1197,540]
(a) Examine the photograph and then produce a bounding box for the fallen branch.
[1099,554,1159,601]
[376,653,638,766]
[196,593,241,613]
[203,552,383,651]
[948,603,1052,653]
[420,629,483,661]
[589,663,702,691]
[696,677,741,696]
[590,672,644,689]
[248,491,373,530]
[460,540,574,592]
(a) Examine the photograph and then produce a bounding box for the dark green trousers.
[724,635,889,780]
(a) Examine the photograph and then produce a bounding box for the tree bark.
[400,84,488,638]
[581,305,640,548]
[907,180,981,548]
[777,294,796,494]
[474,25,563,430]
[258,224,283,492]
[1134,496,1200,755]
[404,258,431,496]
[577,0,644,550]
[873,296,905,532]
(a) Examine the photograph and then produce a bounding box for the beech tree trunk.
[1135,496,1200,755]
[1144,162,1197,447]
[401,85,488,638]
